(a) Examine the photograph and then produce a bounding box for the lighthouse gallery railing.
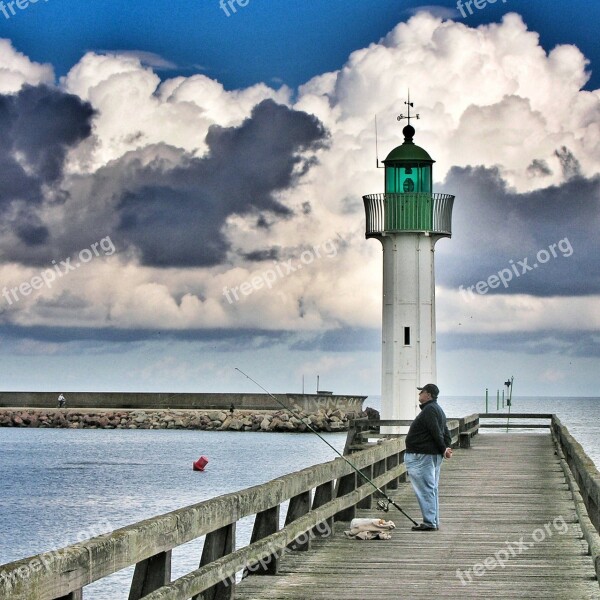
[363,192,454,237]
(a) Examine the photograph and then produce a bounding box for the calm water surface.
[1,396,598,598]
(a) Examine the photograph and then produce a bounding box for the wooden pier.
[1,414,599,599]
[237,426,599,599]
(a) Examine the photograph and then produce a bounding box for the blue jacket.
[405,399,452,455]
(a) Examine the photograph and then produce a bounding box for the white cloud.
[437,288,600,333]
[62,52,291,171]
[0,39,54,93]
[98,50,178,70]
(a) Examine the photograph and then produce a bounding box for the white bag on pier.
[344,518,396,540]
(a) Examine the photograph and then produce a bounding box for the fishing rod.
[235,367,418,525]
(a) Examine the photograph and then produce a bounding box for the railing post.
[385,454,399,489]
[247,506,280,575]
[334,472,357,522]
[194,524,236,600]
[357,464,374,509]
[458,417,472,449]
[372,458,386,493]
[398,450,407,483]
[128,550,171,600]
[312,480,334,537]
[57,592,83,600]
[285,491,312,551]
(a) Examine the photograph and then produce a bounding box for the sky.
[0,0,598,398]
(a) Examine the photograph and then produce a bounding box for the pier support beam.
[334,472,357,522]
[57,592,83,600]
[312,480,334,537]
[285,491,312,551]
[247,506,280,575]
[128,550,172,600]
[195,524,236,600]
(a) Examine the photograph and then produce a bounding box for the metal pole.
[485,388,488,413]
[506,376,514,431]
[496,390,500,410]
[502,389,505,409]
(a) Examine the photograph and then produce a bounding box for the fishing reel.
[377,498,391,512]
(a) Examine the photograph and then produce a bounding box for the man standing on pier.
[404,384,453,531]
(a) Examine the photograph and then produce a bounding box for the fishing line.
[234,367,418,525]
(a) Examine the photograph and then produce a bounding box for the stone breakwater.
[0,408,371,432]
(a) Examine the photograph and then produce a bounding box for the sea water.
[0,396,598,598]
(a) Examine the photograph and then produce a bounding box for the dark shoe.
[411,523,437,531]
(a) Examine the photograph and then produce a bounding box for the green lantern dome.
[382,125,434,194]
[383,125,434,163]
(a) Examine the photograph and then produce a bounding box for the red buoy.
[193,456,208,471]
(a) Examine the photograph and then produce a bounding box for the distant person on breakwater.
[57,393,66,408]
[404,384,452,531]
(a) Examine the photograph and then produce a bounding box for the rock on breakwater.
[0,407,371,432]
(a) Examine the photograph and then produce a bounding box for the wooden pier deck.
[236,433,600,599]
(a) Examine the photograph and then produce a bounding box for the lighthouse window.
[403,178,415,192]
[404,327,411,345]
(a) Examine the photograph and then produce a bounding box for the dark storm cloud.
[0,85,95,246]
[0,321,381,354]
[0,322,294,347]
[290,327,380,352]
[438,331,600,358]
[527,159,552,178]
[0,98,327,268]
[242,248,281,262]
[114,99,328,267]
[436,166,600,296]
[554,147,581,180]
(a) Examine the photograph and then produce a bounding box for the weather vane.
[397,91,420,127]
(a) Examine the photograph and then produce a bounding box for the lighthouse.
[363,100,455,424]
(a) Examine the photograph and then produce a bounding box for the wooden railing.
[345,413,480,452]
[0,436,409,600]
[479,412,553,428]
[552,415,600,581]
[3,412,599,598]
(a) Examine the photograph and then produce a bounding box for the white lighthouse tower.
[363,101,455,424]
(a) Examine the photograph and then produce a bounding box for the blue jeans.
[404,452,443,528]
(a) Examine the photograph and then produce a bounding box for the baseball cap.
[417,383,439,398]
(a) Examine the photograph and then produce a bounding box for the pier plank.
[236,434,600,599]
